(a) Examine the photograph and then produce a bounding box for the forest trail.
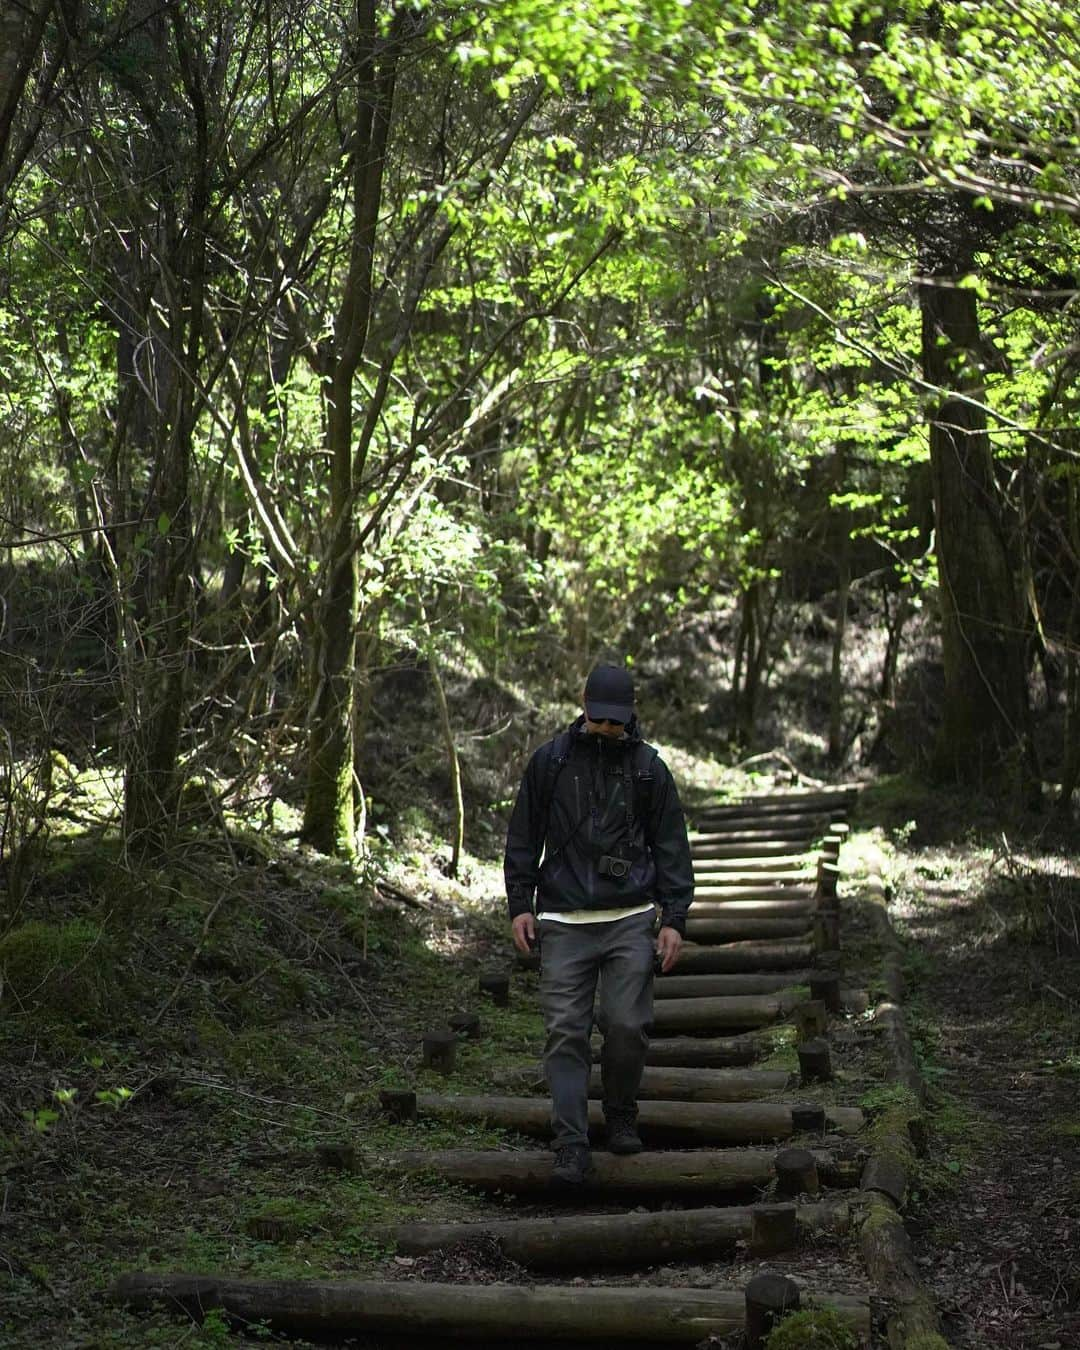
[112,786,944,1348]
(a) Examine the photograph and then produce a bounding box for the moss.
[0,918,118,1022]
[765,1305,858,1349]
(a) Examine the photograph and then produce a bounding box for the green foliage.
[765,1306,859,1350]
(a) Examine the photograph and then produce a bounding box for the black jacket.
[503,715,694,935]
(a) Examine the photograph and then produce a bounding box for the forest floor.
[0,755,1077,1348]
[871,798,1080,1350]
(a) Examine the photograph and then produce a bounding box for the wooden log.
[415,1094,802,1145]
[683,916,812,944]
[692,882,813,902]
[816,860,840,900]
[694,854,811,873]
[746,1272,800,1350]
[375,1147,858,1198]
[691,870,814,888]
[639,1034,767,1068]
[792,1000,827,1040]
[478,970,510,1006]
[809,971,842,1013]
[698,787,856,814]
[589,1064,793,1102]
[691,840,814,861]
[684,899,817,920]
[655,972,815,999]
[861,1155,908,1207]
[383,1200,851,1270]
[413,1095,862,1146]
[111,1272,870,1344]
[774,1146,819,1197]
[675,940,815,974]
[690,820,828,843]
[421,1030,457,1074]
[749,1203,798,1257]
[378,1089,417,1123]
[797,1038,832,1086]
[860,1190,949,1348]
[652,992,798,1034]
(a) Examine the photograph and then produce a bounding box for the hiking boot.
[604,1105,643,1155]
[550,1143,593,1185]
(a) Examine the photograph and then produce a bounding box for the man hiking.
[504,662,694,1184]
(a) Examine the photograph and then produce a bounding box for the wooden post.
[816,860,839,901]
[791,1102,826,1134]
[449,1012,481,1039]
[774,1147,819,1198]
[809,971,841,1013]
[813,909,840,952]
[745,1271,800,1349]
[314,1143,358,1172]
[422,1030,457,1074]
[793,1000,827,1041]
[797,1039,832,1086]
[378,1090,417,1123]
[750,1203,798,1256]
[478,971,510,1006]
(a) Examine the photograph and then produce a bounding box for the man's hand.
[655,925,683,974]
[511,912,536,955]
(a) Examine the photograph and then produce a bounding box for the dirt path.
[893,866,1080,1349]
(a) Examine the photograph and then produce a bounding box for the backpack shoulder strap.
[539,730,573,827]
[628,742,660,833]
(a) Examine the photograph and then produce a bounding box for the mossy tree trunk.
[301,3,401,858]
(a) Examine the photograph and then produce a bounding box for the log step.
[652,991,799,1033]
[111,1272,871,1344]
[499,1064,792,1101]
[691,840,817,860]
[376,1146,860,1197]
[382,1198,852,1269]
[698,786,856,812]
[655,971,815,999]
[639,1033,770,1067]
[412,1094,862,1145]
[591,1065,794,1101]
[685,899,817,918]
[694,854,812,873]
[690,871,814,888]
[689,822,828,844]
[683,917,813,944]
[674,939,815,973]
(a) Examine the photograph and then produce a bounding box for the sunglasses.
[589,716,625,728]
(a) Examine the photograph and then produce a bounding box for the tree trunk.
[828,460,851,764]
[302,6,400,857]
[920,275,1035,793]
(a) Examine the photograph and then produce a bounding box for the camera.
[598,854,632,881]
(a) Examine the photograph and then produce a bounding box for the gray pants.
[537,910,655,1149]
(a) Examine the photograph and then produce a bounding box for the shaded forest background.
[1,0,1078,891]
